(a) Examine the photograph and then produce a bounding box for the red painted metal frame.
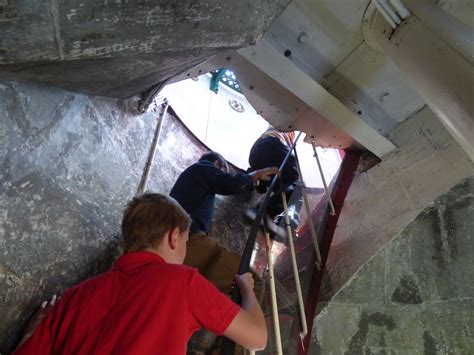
[298,149,362,354]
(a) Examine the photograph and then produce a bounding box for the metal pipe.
[311,141,336,216]
[136,100,169,194]
[263,220,283,355]
[279,181,308,339]
[248,258,269,355]
[372,0,397,28]
[379,0,401,25]
[293,150,322,267]
[389,0,411,19]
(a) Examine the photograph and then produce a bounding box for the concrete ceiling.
[2,0,472,158]
[438,0,474,26]
[174,0,473,158]
[261,0,427,138]
[261,0,473,138]
[264,0,369,83]
[0,0,291,97]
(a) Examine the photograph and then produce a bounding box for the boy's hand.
[235,273,255,291]
[249,167,278,182]
[17,295,59,348]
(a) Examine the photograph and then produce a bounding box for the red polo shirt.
[16,252,240,354]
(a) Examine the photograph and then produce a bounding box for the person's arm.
[247,167,278,184]
[188,271,267,350]
[211,166,278,195]
[223,273,267,351]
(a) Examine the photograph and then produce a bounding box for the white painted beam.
[369,10,474,162]
[238,40,396,157]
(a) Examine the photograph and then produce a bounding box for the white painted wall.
[162,75,342,188]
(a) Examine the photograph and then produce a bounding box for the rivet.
[298,32,308,43]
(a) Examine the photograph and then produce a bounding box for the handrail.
[278,165,308,342]
[136,100,169,194]
[219,131,302,355]
[294,148,322,267]
[311,140,336,216]
[262,217,283,355]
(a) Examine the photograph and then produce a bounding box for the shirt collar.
[113,251,166,270]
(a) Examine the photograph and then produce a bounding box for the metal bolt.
[298,32,308,43]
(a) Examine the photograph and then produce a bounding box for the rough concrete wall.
[0,79,251,353]
[320,105,474,306]
[0,0,291,97]
[311,176,474,354]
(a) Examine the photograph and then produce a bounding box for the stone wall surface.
[321,106,474,306]
[0,79,250,353]
[0,0,291,97]
[2,77,473,355]
[311,176,474,354]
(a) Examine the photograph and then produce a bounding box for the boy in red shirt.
[15,193,267,354]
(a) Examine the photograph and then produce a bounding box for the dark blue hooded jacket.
[170,160,253,234]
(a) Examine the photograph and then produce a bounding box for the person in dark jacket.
[170,151,276,292]
[247,126,300,222]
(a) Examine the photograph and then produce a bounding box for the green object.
[209,69,242,94]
